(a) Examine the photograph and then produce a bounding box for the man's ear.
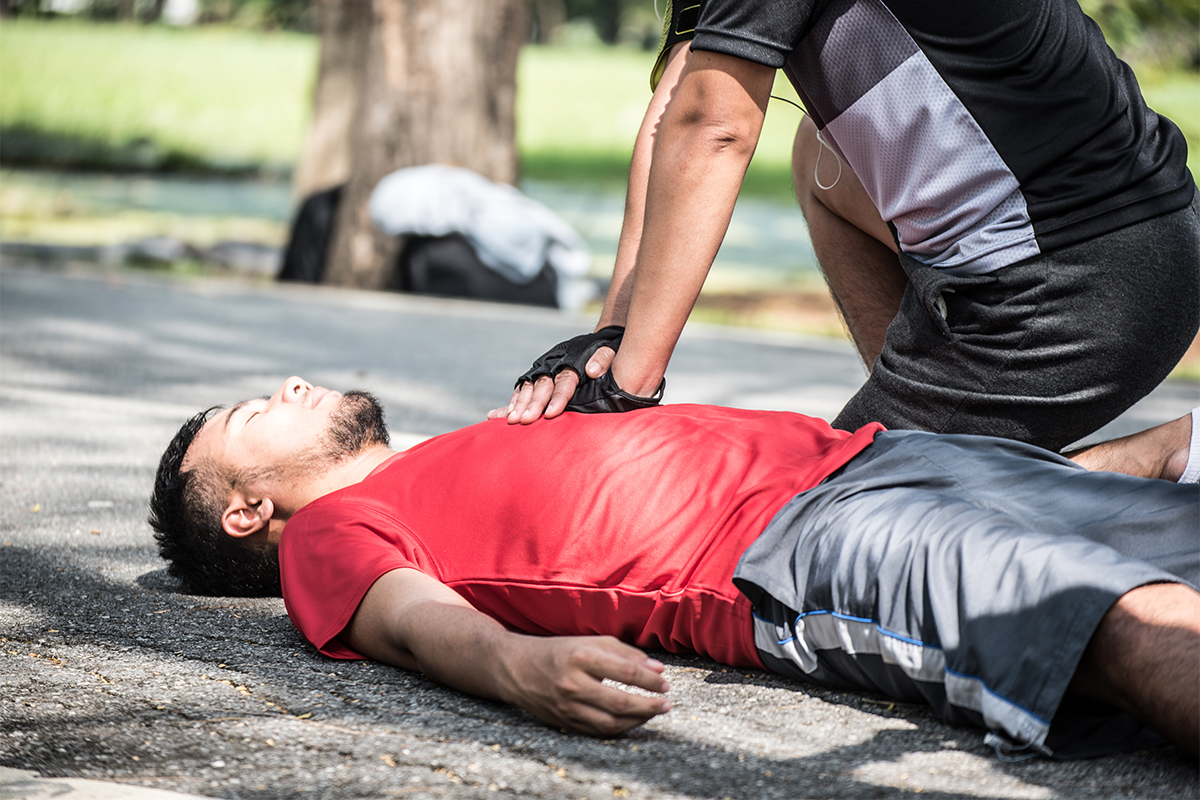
[221,491,275,539]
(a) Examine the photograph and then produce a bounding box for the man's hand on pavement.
[496,634,671,737]
[488,346,617,424]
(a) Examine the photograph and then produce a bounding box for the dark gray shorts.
[734,431,1199,759]
[833,196,1200,452]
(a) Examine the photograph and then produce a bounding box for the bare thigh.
[792,116,896,254]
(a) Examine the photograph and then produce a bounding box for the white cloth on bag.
[368,165,595,310]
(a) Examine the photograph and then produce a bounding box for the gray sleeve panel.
[820,51,1038,271]
[781,0,1040,272]
[886,0,1192,244]
[704,0,1042,272]
[692,0,1193,268]
[782,0,915,125]
[735,431,1198,753]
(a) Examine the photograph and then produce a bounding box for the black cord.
[770,94,807,114]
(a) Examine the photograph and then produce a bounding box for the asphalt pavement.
[2,260,1197,800]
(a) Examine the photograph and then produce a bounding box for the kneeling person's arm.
[342,568,672,736]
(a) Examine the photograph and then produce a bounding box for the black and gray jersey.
[688,0,1194,274]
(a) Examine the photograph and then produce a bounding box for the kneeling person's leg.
[793,116,908,367]
[833,199,1200,452]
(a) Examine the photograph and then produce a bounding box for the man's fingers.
[518,376,558,424]
[577,643,670,695]
[545,670,670,737]
[543,370,581,419]
[564,684,671,737]
[506,380,537,424]
[487,387,522,420]
[499,342,618,423]
[499,370,582,423]
[546,695,664,737]
[585,346,616,379]
[507,636,671,738]
[609,659,670,694]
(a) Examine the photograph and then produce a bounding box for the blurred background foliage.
[2,0,1195,56]
[1078,0,1199,69]
[0,0,1196,189]
[1,0,1195,366]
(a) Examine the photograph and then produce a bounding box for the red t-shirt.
[280,405,882,668]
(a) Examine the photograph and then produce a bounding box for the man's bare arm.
[492,49,775,422]
[611,50,775,396]
[491,42,692,424]
[341,568,671,737]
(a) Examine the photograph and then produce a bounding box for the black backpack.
[279,185,558,307]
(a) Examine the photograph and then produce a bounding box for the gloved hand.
[515,326,628,388]
[514,325,664,414]
[564,369,665,414]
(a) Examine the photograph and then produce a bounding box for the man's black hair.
[148,407,282,597]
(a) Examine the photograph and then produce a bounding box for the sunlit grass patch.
[0,19,1194,194]
[1139,70,1200,181]
[0,20,315,172]
[517,43,804,195]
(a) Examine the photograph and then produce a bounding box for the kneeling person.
[150,377,1199,759]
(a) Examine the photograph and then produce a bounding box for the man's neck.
[274,444,398,524]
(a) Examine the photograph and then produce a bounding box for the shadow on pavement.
[4,545,1195,800]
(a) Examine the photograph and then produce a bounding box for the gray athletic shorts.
[833,196,1200,452]
[734,431,1199,759]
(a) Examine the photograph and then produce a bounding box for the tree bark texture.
[323,0,527,290]
[292,0,372,200]
[530,0,566,44]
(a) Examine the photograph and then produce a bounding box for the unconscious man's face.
[184,376,386,486]
[148,376,389,597]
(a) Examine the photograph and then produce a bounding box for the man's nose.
[277,376,312,405]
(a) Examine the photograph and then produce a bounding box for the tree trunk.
[530,0,566,44]
[292,0,372,200]
[322,0,527,290]
[593,0,622,44]
[142,0,168,23]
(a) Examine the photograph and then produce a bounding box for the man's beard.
[323,390,390,459]
[242,391,390,488]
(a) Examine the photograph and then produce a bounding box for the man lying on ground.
[149,377,1199,760]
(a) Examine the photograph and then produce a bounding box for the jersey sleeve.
[278,500,431,659]
[691,0,817,68]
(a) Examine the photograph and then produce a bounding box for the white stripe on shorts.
[752,610,1053,750]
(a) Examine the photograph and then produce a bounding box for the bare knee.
[793,117,846,219]
[791,117,895,251]
[1071,583,1200,756]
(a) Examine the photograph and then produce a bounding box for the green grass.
[1140,70,1200,181]
[0,21,807,193]
[517,44,805,195]
[0,19,1196,196]
[0,20,316,172]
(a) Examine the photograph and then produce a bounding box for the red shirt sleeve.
[279,495,427,659]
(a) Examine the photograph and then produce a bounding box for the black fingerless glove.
[565,369,665,414]
[515,326,664,413]
[516,326,628,387]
